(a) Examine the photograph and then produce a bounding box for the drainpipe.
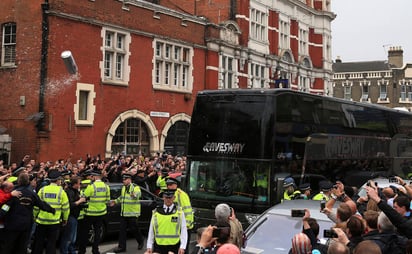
[38,0,49,132]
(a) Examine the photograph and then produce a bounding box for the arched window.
[112,118,150,156]
[164,121,189,155]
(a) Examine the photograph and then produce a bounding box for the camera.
[323,229,338,238]
[291,209,305,217]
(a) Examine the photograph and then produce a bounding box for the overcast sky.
[331,0,412,63]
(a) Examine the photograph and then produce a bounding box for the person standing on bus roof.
[312,181,333,201]
[282,177,301,200]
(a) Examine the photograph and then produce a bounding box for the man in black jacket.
[0,172,55,254]
[60,176,86,254]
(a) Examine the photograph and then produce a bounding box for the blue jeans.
[60,216,78,254]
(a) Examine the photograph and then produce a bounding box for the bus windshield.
[188,159,271,205]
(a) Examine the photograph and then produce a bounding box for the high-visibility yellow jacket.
[157,176,167,191]
[35,183,70,225]
[152,208,183,245]
[174,188,194,229]
[84,180,110,216]
[115,183,141,217]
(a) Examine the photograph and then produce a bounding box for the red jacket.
[0,189,12,205]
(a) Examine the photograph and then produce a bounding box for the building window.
[250,8,267,42]
[220,54,237,89]
[112,118,150,156]
[400,84,407,102]
[153,40,192,92]
[344,85,351,100]
[361,85,369,101]
[279,19,290,50]
[101,28,130,86]
[1,23,16,66]
[74,83,96,126]
[299,28,308,56]
[379,82,387,101]
[249,63,266,88]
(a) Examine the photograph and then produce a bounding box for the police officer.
[312,180,333,201]
[111,173,144,253]
[146,189,187,254]
[296,183,312,200]
[32,170,70,254]
[76,170,93,253]
[77,169,110,254]
[282,177,301,200]
[156,167,169,192]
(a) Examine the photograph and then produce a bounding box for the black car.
[88,182,162,243]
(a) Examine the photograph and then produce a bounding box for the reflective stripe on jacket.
[174,188,194,229]
[116,183,141,217]
[35,183,69,225]
[84,180,110,216]
[152,208,182,245]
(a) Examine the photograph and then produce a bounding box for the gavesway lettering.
[202,142,245,154]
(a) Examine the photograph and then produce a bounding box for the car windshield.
[244,213,333,254]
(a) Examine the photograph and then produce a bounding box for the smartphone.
[320,200,326,210]
[389,177,398,183]
[291,209,305,217]
[323,229,338,238]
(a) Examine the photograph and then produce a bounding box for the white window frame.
[1,22,16,66]
[250,8,267,42]
[361,84,369,102]
[100,28,131,86]
[400,84,407,102]
[249,62,267,88]
[299,27,308,56]
[74,83,96,126]
[219,54,237,89]
[379,81,387,101]
[153,39,193,93]
[279,17,290,50]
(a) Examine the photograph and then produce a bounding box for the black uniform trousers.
[154,241,180,254]
[78,215,104,254]
[118,216,144,249]
[32,223,60,254]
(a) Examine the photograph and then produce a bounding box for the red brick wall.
[1,0,207,162]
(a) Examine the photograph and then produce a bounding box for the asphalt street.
[87,233,197,254]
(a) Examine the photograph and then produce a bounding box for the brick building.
[0,0,334,163]
[333,46,412,110]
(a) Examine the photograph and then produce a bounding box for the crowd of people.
[285,175,412,254]
[0,152,244,254]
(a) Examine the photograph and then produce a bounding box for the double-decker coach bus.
[185,89,412,228]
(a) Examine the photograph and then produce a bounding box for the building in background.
[0,0,334,163]
[333,46,412,111]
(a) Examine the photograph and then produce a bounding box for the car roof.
[243,200,335,254]
[263,200,333,222]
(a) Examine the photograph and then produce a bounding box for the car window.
[110,185,122,200]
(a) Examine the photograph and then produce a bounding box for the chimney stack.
[388,46,403,68]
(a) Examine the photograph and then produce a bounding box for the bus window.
[188,159,270,205]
